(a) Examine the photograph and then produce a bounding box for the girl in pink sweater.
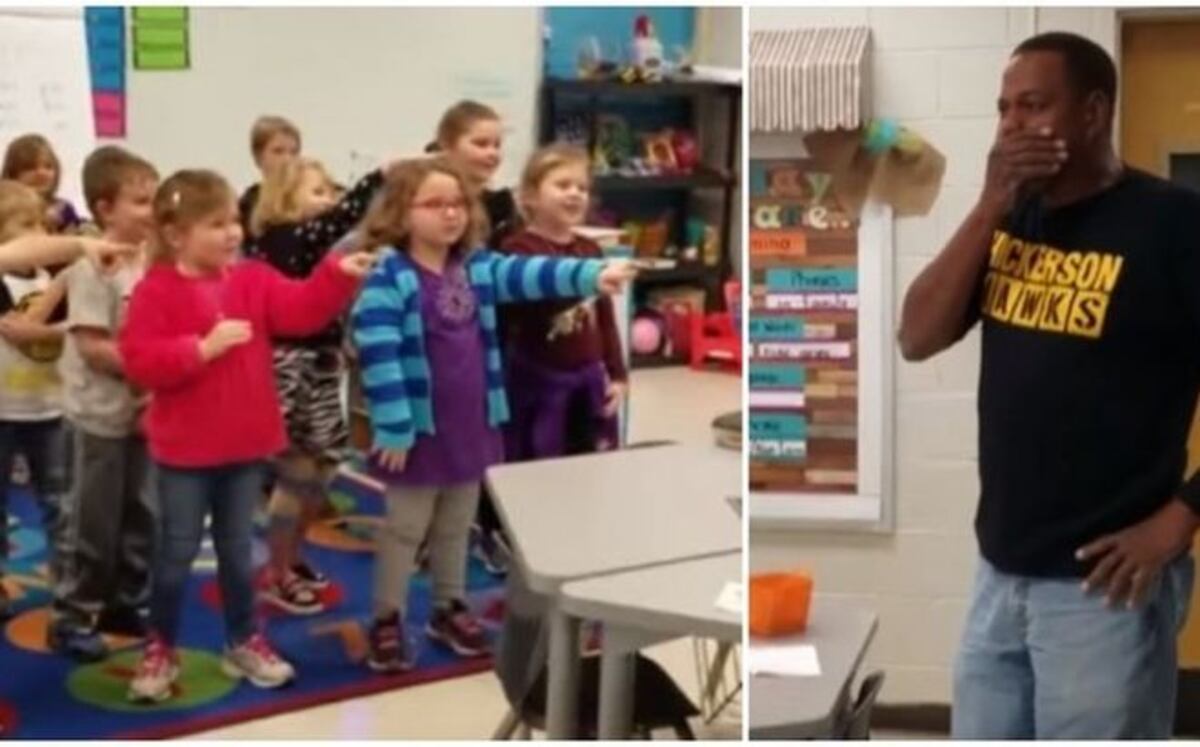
[118,170,375,703]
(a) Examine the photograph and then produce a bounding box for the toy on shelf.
[630,14,664,82]
[554,112,589,147]
[685,218,721,266]
[634,216,671,258]
[589,119,703,179]
[648,286,705,360]
[670,45,696,77]
[576,35,601,78]
[702,225,720,266]
[594,114,636,176]
[643,132,677,172]
[576,35,618,80]
[672,130,699,173]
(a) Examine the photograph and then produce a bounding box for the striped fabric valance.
[750,27,871,133]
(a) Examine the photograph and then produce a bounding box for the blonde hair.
[434,100,500,152]
[517,143,591,221]
[2,134,60,199]
[250,157,334,237]
[151,170,236,263]
[250,115,301,161]
[0,180,44,242]
[82,146,159,229]
[359,157,486,255]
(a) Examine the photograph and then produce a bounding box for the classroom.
[0,5,742,740]
[747,4,1200,741]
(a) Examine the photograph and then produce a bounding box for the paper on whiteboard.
[747,643,821,677]
[714,581,742,615]
[0,10,95,214]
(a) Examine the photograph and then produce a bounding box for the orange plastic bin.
[749,571,813,638]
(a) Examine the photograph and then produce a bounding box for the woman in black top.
[238,115,302,243]
[427,100,517,248]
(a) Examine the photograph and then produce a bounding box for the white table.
[748,597,879,739]
[561,552,742,738]
[487,443,741,739]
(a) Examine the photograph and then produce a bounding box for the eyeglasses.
[412,198,468,213]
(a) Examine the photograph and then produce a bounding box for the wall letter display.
[749,156,894,529]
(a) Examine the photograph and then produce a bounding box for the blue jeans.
[150,462,265,647]
[952,554,1194,739]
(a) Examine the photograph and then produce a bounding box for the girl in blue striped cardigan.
[350,158,632,672]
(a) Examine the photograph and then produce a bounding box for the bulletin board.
[747,152,895,530]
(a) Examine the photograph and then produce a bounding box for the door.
[1121,17,1200,677]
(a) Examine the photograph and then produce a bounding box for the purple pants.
[503,353,618,463]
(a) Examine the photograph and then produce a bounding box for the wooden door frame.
[1118,17,1200,736]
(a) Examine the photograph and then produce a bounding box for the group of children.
[0,99,634,703]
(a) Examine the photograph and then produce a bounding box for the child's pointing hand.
[597,260,637,295]
[338,251,378,279]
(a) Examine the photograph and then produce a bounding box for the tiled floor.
[190,367,743,740]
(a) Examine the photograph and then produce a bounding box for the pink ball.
[631,317,663,355]
[673,131,699,173]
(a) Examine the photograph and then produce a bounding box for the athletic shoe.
[473,527,512,576]
[221,633,296,688]
[128,633,180,703]
[366,612,416,673]
[262,572,325,615]
[425,600,488,657]
[291,561,331,590]
[47,622,109,662]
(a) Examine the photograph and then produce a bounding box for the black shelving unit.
[592,165,735,191]
[539,75,742,368]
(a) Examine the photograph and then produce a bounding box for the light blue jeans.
[952,554,1194,739]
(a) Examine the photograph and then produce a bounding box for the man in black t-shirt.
[900,32,1199,739]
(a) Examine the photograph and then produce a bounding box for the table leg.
[703,642,734,707]
[597,635,637,739]
[546,607,581,739]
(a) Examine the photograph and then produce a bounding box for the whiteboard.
[111,7,541,194]
[0,8,96,214]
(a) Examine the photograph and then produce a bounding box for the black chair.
[838,670,886,740]
[493,654,700,739]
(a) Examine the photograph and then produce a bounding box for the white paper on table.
[714,581,742,614]
[747,643,821,677]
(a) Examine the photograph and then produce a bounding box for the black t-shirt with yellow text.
[976,168,1200,577]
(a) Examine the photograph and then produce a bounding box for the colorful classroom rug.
[0,471,505,739]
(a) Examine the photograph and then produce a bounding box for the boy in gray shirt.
[48,147,159,661]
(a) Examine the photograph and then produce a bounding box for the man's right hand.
[981,126,1070,214]
[199,319,252,362]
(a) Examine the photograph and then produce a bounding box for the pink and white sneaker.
[127,632,180,703]
[221,632,296,688]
